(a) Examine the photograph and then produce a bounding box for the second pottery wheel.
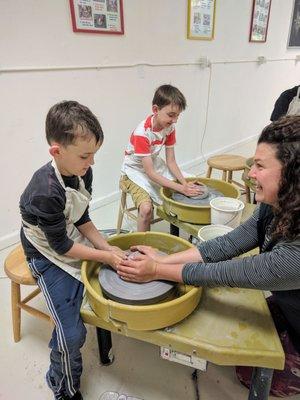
[161,177,240,224]
[99,250,176,305]
[172,185,223,205]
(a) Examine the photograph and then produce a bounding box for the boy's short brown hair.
[46,100,103,146]
[152,84,186,111]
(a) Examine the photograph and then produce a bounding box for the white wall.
[0,0,299,248]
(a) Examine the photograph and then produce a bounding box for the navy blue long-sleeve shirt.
[20,162,92,259]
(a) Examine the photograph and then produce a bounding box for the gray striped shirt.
[182,205,300,291]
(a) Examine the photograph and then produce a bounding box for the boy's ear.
[152,104,159,114]
[49,144,61,157]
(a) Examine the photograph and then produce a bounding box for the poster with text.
[249,0,272,42]
[70,0,124,34]
[187,0,216,40]
[288,0,300,47]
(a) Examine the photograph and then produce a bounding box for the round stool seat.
[4,245,36,285]
[207,154,246,171]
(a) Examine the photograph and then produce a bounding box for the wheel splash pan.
[160,177,240,224]
[81,232,202,331]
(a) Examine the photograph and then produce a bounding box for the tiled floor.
[2,140,299,399]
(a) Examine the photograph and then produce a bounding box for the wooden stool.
[4,245,51,342]
[241,156,256,204]
[116,188,162,234]
[206,154,251,203]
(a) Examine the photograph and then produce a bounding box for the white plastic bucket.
[210,197,245,228]
[198,224,233,242]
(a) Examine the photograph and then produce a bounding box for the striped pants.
[29,257,87,399]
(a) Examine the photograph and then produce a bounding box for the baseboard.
[0,192,122,251]
[0,231,21,251]
[89,190,120,211]
[180,132,258,171]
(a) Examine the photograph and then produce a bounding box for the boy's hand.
[129,245,164,262]
[103,252,123,270]
[109,254,122,270]
[181,182,204,197]
[107,245,126,258]
[117,254,157,282]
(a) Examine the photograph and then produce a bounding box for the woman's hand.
[117,253,157,282]
[129,245,164,262]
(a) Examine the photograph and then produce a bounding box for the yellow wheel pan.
[160,177,240,224]
[81,232,202,331]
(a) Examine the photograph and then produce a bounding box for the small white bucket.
[198,224,233,242]
[210,197,245,228]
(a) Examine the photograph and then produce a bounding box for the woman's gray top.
[182,205,300,291]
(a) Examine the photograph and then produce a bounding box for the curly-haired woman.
[118,115,300,397]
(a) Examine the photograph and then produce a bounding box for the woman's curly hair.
[258,115,300,240]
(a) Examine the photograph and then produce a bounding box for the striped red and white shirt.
[121,115,176,174]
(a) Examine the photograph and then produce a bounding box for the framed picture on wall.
[69,0,124,35]
[288,0,300,47]
[187,0,216,40]
[249,0,272,42]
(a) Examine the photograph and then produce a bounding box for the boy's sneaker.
[99,393,143,400]
[70,392,83,400]
[58,392,83,400]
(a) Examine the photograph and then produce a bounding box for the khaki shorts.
[119,175,152,209]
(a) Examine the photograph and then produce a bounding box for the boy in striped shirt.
[120,84,202,231]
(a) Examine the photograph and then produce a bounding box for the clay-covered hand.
[117,253,157,282]
[182,181,209,199]
[107,245,126,258]
[129,245,164,262]
[181,182,204,197]
[103,252,123,271]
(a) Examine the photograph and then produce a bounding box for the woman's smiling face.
[249,143,282,206]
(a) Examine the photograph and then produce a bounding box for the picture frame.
[187,0,216,40]
[69,0,124,35]
[288,0,300,47]
[249,0,272,43]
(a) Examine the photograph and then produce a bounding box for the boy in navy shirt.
[20,100,123,400]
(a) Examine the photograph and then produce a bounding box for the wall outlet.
[199,57,211,68]
[257,56,266,65]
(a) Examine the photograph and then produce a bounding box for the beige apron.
[23,160,92,281]
[125,153,175,205]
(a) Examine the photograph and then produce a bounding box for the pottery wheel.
[98,250,176,305]
[172,185,224,206]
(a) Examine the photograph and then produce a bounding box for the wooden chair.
[116,188,162,234]
[4,245,51,342]
[206,154,251,203]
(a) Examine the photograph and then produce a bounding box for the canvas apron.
[124,152,175,205]
[287,86,300,116]
[22,160,92,281]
